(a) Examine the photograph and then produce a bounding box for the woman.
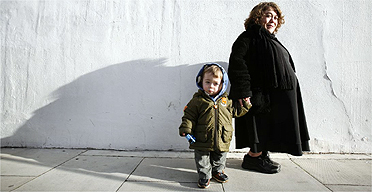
[228,2,310,174]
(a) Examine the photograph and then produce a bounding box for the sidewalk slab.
[325,185,372,192]
[119,182,223,191]
[1,176,34,191]
[12,155,142,191]
[223,158,330,191]
[127,158,196,182]
[119,157,224,191]
[1,148,84,176]
[292,158,372,187]
[1,148,371,192]
[1,148,85,191]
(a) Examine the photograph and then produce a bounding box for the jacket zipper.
[214,101,219,151]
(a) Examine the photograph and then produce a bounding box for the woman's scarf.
[250,24,295,90]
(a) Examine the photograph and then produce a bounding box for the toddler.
[179,63,251,188]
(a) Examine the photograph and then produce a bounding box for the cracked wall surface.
[1,0,371,153]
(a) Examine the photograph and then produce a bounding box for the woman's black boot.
[241,153,280,174]
[262,151,281,169]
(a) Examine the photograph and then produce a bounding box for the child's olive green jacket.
[179,63,251,152]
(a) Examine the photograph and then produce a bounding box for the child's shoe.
[212,171,229,183]
[198,178,210,188]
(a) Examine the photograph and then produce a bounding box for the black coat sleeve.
[228,33,253,99]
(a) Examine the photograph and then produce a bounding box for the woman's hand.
[239,97,251,106]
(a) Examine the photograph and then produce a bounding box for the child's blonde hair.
[203,65,223,80]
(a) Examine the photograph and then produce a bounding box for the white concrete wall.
[1,0,371,153]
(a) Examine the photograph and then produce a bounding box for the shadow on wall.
[1,59,228,151]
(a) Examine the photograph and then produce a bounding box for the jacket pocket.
[222,125,233,143]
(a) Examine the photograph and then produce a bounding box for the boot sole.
[242,163,280,174]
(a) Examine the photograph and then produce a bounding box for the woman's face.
[260,7,278,34]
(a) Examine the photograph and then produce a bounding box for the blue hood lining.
[196,63,229,102]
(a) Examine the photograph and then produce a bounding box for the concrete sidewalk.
[1,148,371,192]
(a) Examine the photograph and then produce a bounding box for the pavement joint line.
[121,181,196,183]
[326,184,372,187]
[80,155,195,159]
[291,155,372,160]
[289,158,333,192]
[9,149,88,192]
[115,157,146,192]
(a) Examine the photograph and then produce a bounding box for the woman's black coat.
[228,24,310,155]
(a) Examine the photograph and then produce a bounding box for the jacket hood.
[196,63,229,101]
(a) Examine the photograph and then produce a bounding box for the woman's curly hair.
[244,2,285,33]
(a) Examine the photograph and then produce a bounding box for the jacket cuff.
[179,128,192,136]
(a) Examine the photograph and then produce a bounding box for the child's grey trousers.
[194,150,227,179]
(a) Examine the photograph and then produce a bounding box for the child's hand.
[181,133,186,137]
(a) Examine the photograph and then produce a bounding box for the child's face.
[202,72,222,97]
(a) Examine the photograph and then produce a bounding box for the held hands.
[238,97,251,106]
